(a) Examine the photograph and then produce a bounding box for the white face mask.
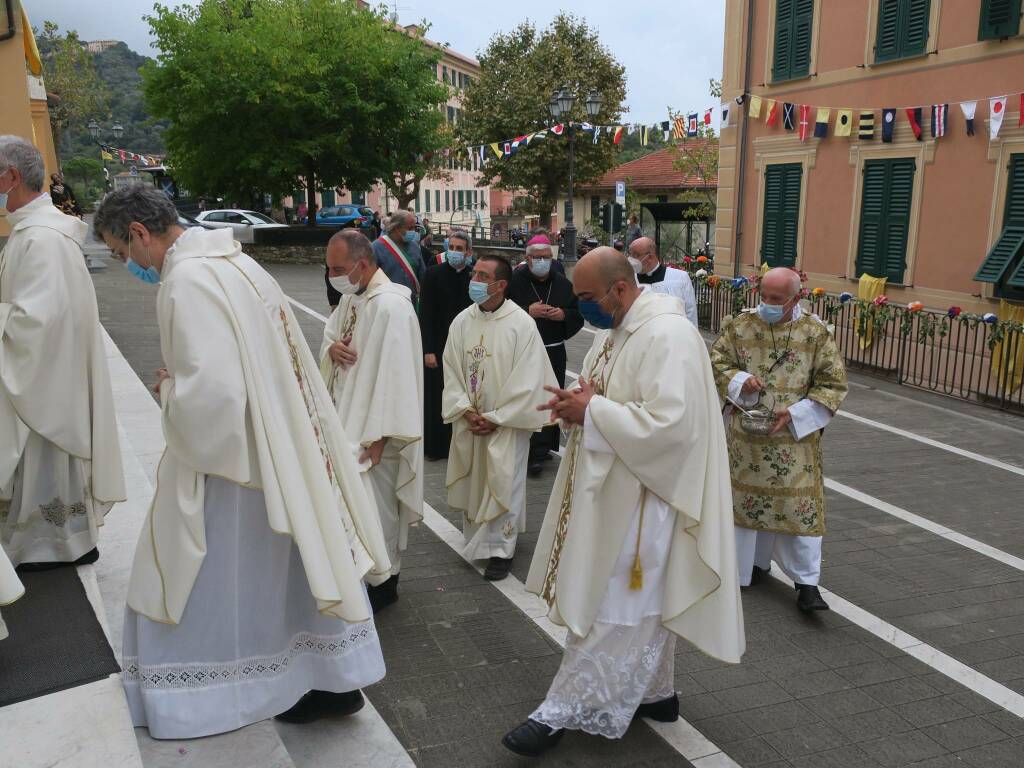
[627,256,643,274]
[329,264,363,295]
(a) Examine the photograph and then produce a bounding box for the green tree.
[143,0,448,223]
[38,22,109,158]
[457,15,627,229]
[669,79,722,222]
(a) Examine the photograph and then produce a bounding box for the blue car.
[315,204,374,230]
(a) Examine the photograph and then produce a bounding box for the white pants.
[461,432,529,561]
[367,445,402,576]
[735,527,822,587]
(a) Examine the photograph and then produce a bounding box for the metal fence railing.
[694,280,1024,413]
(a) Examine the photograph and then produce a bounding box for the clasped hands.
[528,302,565,322]
[739,375,791,435]
[329,336,357,368]
[464,410,497,436]
[538,377,596,427]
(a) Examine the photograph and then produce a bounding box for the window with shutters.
[761,163,802,268]
[435,190,441,212]
[976,154,1024,299]
[856,158,916,284]
[772,0,814,82]
[424,188,430,213]
[979,0,1022,40]
[874,0,931,62]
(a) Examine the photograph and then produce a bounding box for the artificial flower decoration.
[873,295,889,307]
[731,276,748,289]
[839,292,853,303]
[707,275,721,287]
[947,306,962,318]
[983,312,998,324]
[697,255,708,263]
[694,268,708,278]
[907,301,924,313]
[812,287,826,296]
[683,255,693,264]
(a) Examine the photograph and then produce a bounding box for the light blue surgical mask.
[468,279,491,305]
[404,229,419,244]
[757,302,786,325]
[446,250,467,269]
[126,258,161,284]
[0,192,7,214]
[529,258,551,279]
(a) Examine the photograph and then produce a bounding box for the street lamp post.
[88,119,124,190]
[549,87,603,262]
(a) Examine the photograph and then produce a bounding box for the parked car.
[178,213,217,230]
[194,209,288,243]
[314,204,374,231]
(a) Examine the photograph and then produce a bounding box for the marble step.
[137,722,295,768]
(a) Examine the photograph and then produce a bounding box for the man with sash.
[710,267,848,613]
[319,229,424,613]
[373,210,425,306]
[504,248,744,756]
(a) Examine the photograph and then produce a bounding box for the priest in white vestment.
[442,255,556,581]
[504,249,745,757]
[93,185,392,738]
[0,136,125,569]
[319,229,423,613]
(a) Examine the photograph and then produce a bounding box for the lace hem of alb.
[123,624,376,690]
[531,617,675,740]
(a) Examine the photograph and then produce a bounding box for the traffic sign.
[614,180,626,207]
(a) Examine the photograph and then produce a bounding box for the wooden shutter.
[857,161,888,277]
[995,155,1024,287]
[876,0,930,61]
[1005,154,1024,227]
[857,158,915,282]
[761,163,802,267]
[772,0,795,81]
[875,0,902,61]
[979,0,1022,40]
[883,158,915,284]
[977,227,1024,283]
[791,0,814,78]
[902,0,931,56]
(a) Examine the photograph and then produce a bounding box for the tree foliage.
[669,78,721,222]
[457,15,626,228]
[38,22,109,157]
[143,0,449,219]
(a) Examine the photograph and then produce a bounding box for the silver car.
[194,209,288,244]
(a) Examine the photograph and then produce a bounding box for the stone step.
[137,722,295,768]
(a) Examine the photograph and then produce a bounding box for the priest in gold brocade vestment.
[710,267,848,613]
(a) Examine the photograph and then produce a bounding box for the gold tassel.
[629,488,648,591]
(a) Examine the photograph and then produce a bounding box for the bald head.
[573,247,641,329]
[760,267,801,301]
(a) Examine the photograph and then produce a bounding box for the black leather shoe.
[634,693,679,722]
[527,460,543,477]
[275,690,364,724]
[484,556,513,581]
[367,574,399,614]
[502,719,564,757]
[741,565,769,590]
[796,584,829,612]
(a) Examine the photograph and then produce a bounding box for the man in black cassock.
[508,235,583,477]
[419,228,473,460]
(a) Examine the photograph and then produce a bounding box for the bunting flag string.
[98,143,163,168]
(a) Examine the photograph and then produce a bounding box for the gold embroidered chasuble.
[710,311,848,537]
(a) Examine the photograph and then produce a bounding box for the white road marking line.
[418,505,737,766]
[769,569,1024,718]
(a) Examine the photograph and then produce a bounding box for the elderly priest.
[320,229,423,613]
[94,185,392,739]
[504,248,744,757]
[0,135,125,570]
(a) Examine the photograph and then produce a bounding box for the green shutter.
[772,0,795,81]
[883,158,915,284]
[857,158,915,283]
[772,0,813,82]
[876,0,930,62]
[1005,154,1024,226]
[976,226,1024,283]
[857,161,888,277]
[902,0,931,56]
[875,0,902,61]
[979,0,1022,39]
[761,163,802,267]
[792,0,814,77]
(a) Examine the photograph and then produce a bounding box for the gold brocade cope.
[992,300,1024,393]
[855,274,887,350]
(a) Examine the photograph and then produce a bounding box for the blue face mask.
[468,279,492,305]
[446,250,467,269]
[404,229,420,244]
[757,302,786,325]
[529,258,551,279]
[579,288,618,330]
[126,258,161,284]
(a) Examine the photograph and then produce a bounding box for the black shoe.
[527,460,543,478]
[740,564,769,590]
[634,693,679,722]
[502,719,564,757]
[367,574,399,614]
[795,584,829,612]
[17,547,99,573]
[275,690,365,724]
[484,556,513,581]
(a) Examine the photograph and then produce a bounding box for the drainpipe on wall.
[733,0,755,276]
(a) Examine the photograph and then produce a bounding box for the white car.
[194,209,288,243]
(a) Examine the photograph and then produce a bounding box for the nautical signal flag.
[673,116,685,139]
[835,109,853,137]
[765,99,779,127]
[798,104,812,140]
[859,111,875,140]
[990,96,1007,140]
[783,102,796,130]
[721,103,731,128]
[638,125,650,146]
[704,109,713,126]
[687,113,699,137]
[612,126,625,144]
[660,120,671,141]
[551,123,565,136]
[814,107,830,138]
[882,108,897,142]
[748,95,763,119]
[960,101,977,136]
[905,107,923,141]
[930,104,948,138]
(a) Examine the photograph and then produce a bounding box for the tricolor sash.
[380,235,420,293]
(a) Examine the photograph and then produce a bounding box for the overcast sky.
[27,0,724,122]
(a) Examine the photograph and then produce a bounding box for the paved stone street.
[88,253,1024,768]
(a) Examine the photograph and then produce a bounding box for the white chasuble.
[0,545,23,640]
[441,300,556,526]
[0,195,125,565]
[126,228,390,625]
[525,291,745,664]
[319,268,424,567]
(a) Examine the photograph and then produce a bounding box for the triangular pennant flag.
[721,103,731,128]
[748,95,763,119]
[930,104,947,138]
[782,102,795,130]
[798,104,811,141]
[858,111,875,140]
[704,108,712,126]
[814,107,830,138]
[489,142,502,158]
[835,109,853,137]
[686,112,699,136]
[961,101,977,136]
[990,96,1007,140]
[765,99,779,127]
[882,108,897,142]
[613,126,624,144]
[906,107,923,141]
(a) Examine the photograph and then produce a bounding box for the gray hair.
[328,228,376,265]
[93,184,179,241]
[385,210,415,233]
[526,242,553,257]
[0,135,45,192]
[447,228,472,249]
